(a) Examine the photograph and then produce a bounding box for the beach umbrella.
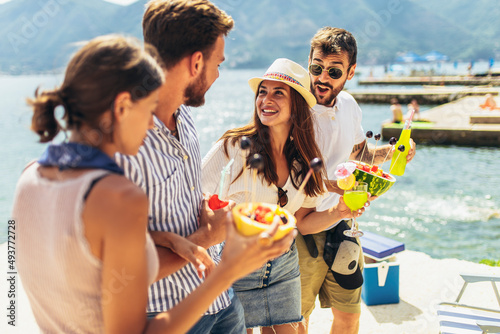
[395,51,425,63]
[423,51,449,62]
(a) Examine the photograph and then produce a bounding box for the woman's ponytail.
[28,88,64,143]
[26,35,164,144]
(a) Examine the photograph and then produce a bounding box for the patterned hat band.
[248,58,316,108]
[263,72,304,87]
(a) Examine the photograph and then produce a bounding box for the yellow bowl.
[232,203,296,240]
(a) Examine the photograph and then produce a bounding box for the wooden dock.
[348,87,499,104]
[359,75,500,86]
[381,96,500,146]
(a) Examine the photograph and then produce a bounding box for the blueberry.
[374,133,381,140]
[389,137,397,145]
[309,157,323,171]
[366,131,373,138]
[280,214,288,224]
[398,145,405,152]
[240,136,252,150]
[249,153,264,170]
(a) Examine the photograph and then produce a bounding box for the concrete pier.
[381,96,500,146]
[359,75,500,86]
[348,87,498,104]
[470,112,500,124]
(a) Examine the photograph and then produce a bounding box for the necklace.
[169,115,179,138]
[170,126,178,137]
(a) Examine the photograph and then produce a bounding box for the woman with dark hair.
[12,35,295,334]
[202,58,366,334]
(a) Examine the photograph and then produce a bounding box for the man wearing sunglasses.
[297,27,416,334]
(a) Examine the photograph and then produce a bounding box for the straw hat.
[248,58,317,108]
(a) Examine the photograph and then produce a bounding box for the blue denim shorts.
[232,241,302,328]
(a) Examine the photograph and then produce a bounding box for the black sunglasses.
[308,63,344,80]
[277,187,288,207]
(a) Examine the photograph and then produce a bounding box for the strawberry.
[208,194,221,210]
[209,194,229,210]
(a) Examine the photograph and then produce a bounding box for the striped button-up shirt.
[115,105,230,314]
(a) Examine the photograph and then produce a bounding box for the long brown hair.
[220,84,325,198]
[28,35,164,143]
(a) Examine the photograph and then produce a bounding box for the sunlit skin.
[156,35,226,130]
[299,49,363,334]
[184,35,226,107]
[308,49,415,192]
[148,35,236,282]
[305,47,415,334]
[308,50,356,108]
[256,80,292,132]
[115,91,159,155]
[203,35,226,92]
[65,91,158,159]
[253,78,373,334]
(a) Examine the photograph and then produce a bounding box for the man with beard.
[115,1,246,333]
[296,27,416,334]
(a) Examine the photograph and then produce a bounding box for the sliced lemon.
[337,174,355,190]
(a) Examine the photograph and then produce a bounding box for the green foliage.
[479,259,500,267]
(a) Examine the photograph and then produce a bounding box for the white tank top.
[12,163,159,333]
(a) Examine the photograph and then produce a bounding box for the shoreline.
[1,243,499,333]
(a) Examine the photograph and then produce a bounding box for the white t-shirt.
[202,140,320,215]
[313,91,365,212]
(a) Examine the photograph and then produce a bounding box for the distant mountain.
[0,0,498,74]
[215,0,499,67]
[407,0,500,61]
[0,0,145,73]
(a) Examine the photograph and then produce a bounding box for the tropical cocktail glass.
[343,182,368,238]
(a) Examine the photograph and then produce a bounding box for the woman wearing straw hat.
[202,58,366,333]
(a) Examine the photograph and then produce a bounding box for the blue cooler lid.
[361,231,405,259]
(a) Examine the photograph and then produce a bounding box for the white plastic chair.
[437,274,500,334]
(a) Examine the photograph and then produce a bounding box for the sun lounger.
[437,274,500,334]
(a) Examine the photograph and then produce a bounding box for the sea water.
[1,67,498,263]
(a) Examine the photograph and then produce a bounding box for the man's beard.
[184,67,208,107]
[311,79,346,107]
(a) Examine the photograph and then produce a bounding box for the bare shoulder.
[84,174,148,234]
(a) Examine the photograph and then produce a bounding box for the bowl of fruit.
[351,161,396,197]
[232,203,296,240]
